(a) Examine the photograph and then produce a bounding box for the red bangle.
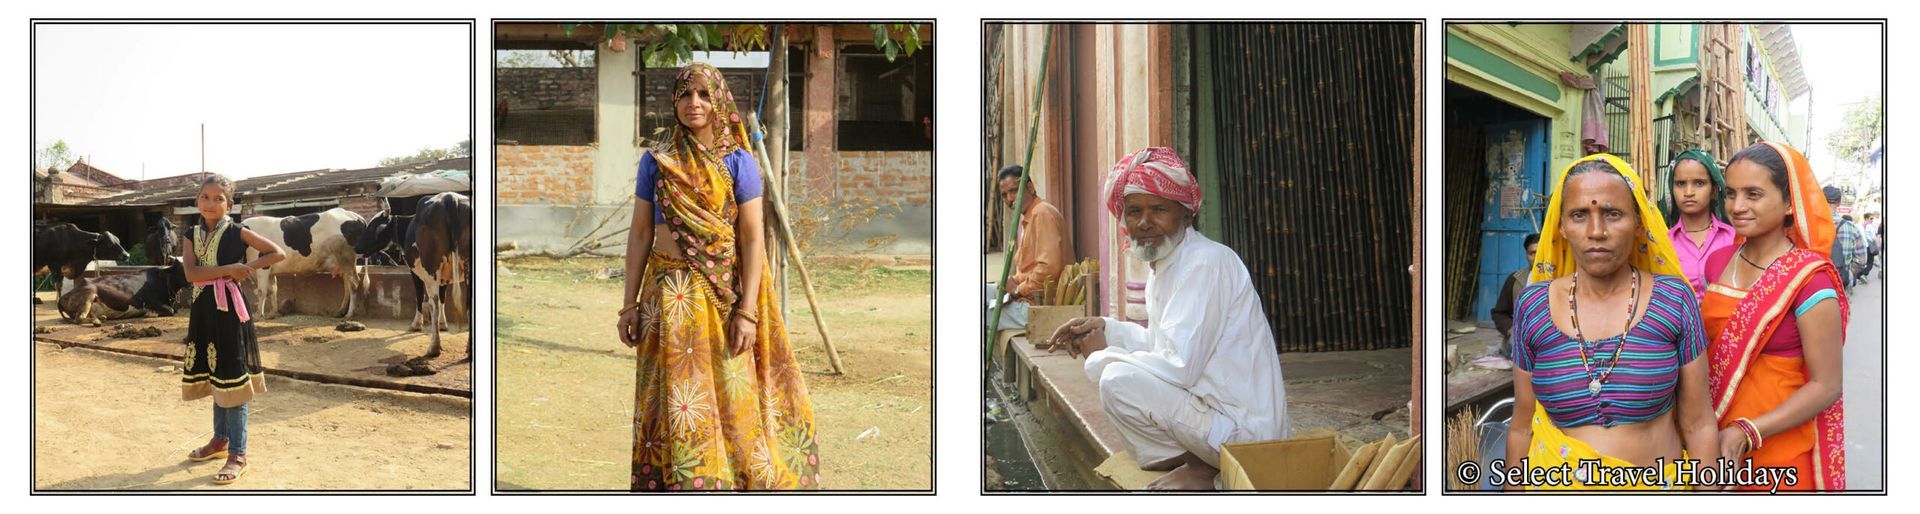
[1734,417,1763,450]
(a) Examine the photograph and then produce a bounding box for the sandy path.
[34,341,472,490]
[494,258,932,491]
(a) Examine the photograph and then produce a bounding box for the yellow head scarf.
[1528,153,1685,284]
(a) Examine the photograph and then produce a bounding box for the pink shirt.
[1668,216,1736,300]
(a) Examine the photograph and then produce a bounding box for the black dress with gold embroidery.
[181,220,265,407]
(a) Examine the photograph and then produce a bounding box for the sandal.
[212,454,248,485]
[187,438,228,462]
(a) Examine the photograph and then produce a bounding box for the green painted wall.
[1653,23,1699,68]
[1445,24,1591,174]
[1194,24,1223,234]
[1444,32,1559,102]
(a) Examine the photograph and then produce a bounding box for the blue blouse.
[634,149,764,223]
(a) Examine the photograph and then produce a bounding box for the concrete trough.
[68,265,470,322]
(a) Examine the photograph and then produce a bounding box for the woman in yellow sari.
[617,62,821,491]
[1504,154,1720,491]
[1701,142,1848,491]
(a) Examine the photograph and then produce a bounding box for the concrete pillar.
[804,25,838,203]
[592,38,640,205]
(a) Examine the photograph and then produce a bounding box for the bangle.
[619,303,642,316]
[1734,417,1763,450]
[733,309,759,325]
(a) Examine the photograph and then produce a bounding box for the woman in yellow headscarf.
[1503,154,1720,491]
[616,62,821,491]
[1700,142,1848,491]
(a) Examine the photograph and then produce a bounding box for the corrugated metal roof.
[1752,24,1810,100]
[80,157,473,207]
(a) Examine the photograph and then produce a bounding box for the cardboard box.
[1024,305,1084,348]
[1217,435,1354,491]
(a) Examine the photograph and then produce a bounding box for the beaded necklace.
[1569,267,1639,396]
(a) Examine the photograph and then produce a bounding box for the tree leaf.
[689,24,707,49]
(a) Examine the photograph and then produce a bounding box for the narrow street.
[1843,274,1884,490]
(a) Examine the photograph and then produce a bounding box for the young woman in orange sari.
[616,62,821,491]
[1701,142,1848,491]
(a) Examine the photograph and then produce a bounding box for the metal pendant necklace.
[1570,267,1638,396]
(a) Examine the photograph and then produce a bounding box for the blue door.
[1473,119,1549,321]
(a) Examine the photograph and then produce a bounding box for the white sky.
[1790,23,1883,185]
[34,24,470,180]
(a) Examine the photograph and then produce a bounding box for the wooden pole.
[1409,22,1424,490]
[767,24,792,319]
[1729,26,1748,148]
[745,112,846,375]
[1629,24,1655,188]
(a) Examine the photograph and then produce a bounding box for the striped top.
[1513,274,1706,428]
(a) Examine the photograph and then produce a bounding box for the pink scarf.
[194,277,250,322]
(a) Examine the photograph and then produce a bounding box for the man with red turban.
[1050,147,1290,490]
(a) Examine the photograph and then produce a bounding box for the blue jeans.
[213,403,249,455]
[984,283,1029,330]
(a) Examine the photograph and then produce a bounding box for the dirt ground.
[32,298,472,392]
[31,296,473,491]
[32,344,471,490]
[495,256,931,491]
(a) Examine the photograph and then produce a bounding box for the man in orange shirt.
[987,165,1073,330]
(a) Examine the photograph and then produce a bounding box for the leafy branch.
[869,23,924,62]
[560,23,925,67]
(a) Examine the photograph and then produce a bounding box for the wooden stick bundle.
[1327,433,1422,491]
[1035,258,1097,306]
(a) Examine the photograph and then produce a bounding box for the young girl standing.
[1663,149,1737,300]
[180,174,284,485]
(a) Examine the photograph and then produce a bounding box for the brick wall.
[338,195,384,220]
[496,68,596,111]
[496,145,595,205]
[787,151,931,206]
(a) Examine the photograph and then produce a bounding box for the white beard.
[1127,228,1186,263]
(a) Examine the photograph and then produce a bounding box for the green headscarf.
[1661,148,1728,227]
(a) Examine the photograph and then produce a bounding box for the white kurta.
[1084,227,1290,467]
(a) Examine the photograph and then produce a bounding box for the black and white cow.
[355,211,433,329]
[57,259,190,324]
[241,208,368,319]
[354,212,413,268]
[408,193,472,359]
[146,217,179,266]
